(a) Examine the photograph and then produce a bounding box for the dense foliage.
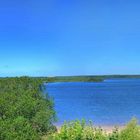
[45,119,140,140]
[0,77,56,140]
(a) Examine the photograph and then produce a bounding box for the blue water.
[45,79,140,125]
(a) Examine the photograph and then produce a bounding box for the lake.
[45,78,140,126]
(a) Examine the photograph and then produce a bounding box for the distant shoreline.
[45,75,140,83]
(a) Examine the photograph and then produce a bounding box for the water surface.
[45,79,140,125]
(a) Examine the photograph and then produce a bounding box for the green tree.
[0,77,56,139]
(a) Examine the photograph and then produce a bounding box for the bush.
[0,77,56,139]
[47,119,140,140]
[47,120,107,140]
[108,127,119,140]
[119,118,140,140]
[0,116,39,140]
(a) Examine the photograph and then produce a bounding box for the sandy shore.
[99,125,124,133]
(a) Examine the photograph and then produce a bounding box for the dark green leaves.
[0,77,56,139]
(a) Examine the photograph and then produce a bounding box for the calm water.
[45,79,140,125]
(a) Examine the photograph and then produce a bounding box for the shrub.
[119,118,140,140]
[47,120,107,140]
[46,119,140,140]
[108,127,119,140]
[0,77,56,139]
[0,116,39,140]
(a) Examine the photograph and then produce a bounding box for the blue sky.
[0,0,140,77]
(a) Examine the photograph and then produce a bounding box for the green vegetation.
[45,119,140,140]
[45,76,103,83]
[0,76,140,139]
[45,75,140,83]
[0,77,56,140]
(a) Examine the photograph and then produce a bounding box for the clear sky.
[0,0,140,77]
